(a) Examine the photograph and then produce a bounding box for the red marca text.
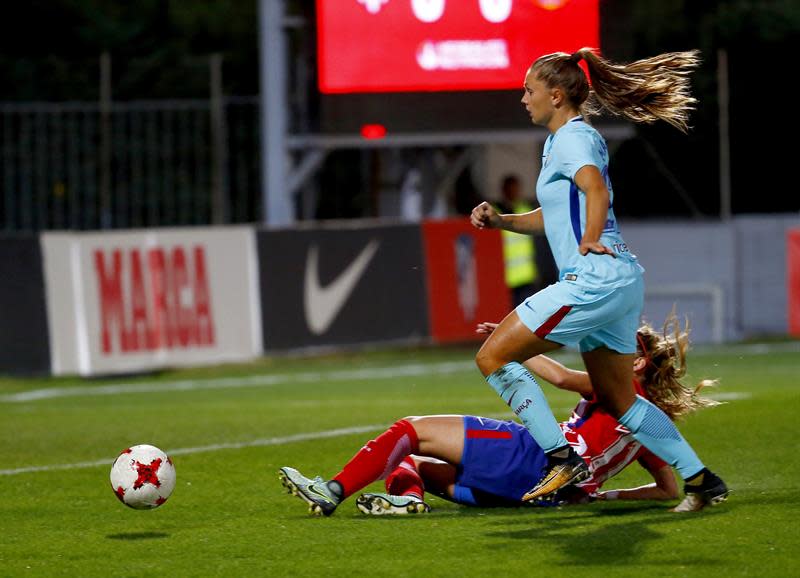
[94,246,216,354]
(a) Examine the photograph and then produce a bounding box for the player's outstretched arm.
[595,464,679,502]
[523,355,593,397]
[470,201,544,234]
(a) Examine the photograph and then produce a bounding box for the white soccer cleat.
[356,492,431,515]
[279,466,339,517]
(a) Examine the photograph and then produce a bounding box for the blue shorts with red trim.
[452,416,547,505]
[514,276,644,354]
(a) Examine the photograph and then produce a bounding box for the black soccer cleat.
[672,469,729,512]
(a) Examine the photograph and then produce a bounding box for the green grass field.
[1,343,799,577]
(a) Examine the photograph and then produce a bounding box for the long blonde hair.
[635,311,719,421]
[531,48,702,133]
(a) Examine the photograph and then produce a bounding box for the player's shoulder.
[563,118,599,135]
[553,120,600,151]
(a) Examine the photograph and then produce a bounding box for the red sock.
[332,420,419,499]
[385,456,424,499]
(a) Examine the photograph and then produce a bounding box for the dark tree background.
[603,0,799,216]
[1,0,797,217]
[0,0,261,99]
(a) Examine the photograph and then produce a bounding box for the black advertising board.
[258,222,429,350]
[0,236,51,374]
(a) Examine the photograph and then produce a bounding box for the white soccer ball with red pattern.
[110,444,176,509]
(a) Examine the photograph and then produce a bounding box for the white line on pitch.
[4,339,785,403]
[0,393,754,477]
[1,360,478,403]
[0,424,387,476]
[0,410,551,477]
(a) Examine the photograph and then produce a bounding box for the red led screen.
[317,0,599,94]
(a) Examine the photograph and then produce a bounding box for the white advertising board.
[41,227,262,376]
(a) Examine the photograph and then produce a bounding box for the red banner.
[422,218,511,343]
[317,0,600,93]
[788,229,800,335]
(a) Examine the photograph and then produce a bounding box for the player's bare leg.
[582,347,728,511]
[478,312,588,500]
[406,415,465,464]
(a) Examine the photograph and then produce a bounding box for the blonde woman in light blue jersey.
[470,48,727,512]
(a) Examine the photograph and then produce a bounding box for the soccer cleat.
[356,493,431,515]
[672,470,729,513]
[531,484,592,507]
[279,466,339,517]
[521,448,590,501]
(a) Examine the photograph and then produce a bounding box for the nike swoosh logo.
[304,240,380,335]
[306,484,334,503]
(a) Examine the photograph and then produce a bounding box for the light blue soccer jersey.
[537,117,644,290]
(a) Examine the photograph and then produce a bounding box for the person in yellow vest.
[495,175,541,306]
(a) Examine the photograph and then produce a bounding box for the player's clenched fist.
[470,201,501,230]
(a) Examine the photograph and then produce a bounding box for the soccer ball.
[110,444,176,509]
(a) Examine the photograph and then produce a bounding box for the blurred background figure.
[495,174,540,307]
[399,168,424,222]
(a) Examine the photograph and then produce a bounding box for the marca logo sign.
[93,245,215,355]
[42,228,262,376]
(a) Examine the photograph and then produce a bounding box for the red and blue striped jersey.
[560,380,668,494]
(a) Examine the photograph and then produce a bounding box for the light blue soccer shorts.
[515,275,644,354]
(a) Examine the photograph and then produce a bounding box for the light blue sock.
[486,362,567,453]
[618,395,704,480]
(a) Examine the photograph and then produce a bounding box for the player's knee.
[399,416,424,441]
[475,348,502,376]
[398,416,423,435]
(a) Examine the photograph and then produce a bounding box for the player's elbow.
[547,377,570,391]
[549,374,569,389]
[526,363,569,389]
[552,372,592,395]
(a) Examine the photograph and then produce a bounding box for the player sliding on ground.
[279,314,727,516]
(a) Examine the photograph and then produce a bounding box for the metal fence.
[0,97,260,231]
